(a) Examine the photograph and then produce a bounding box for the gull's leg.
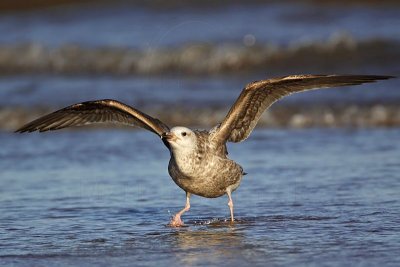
[169,192,191,227]
[226,188,234,222]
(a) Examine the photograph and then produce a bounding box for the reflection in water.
[167,221,275,266]
[1,129,399,266]
[170,228,249,265]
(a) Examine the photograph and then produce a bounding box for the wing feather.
[16,99,170,136]
[211,74,394,144]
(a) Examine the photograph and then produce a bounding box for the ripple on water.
[1,129,399,266]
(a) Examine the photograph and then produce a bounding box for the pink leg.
[169,192,191,227]
[227,188,234,222]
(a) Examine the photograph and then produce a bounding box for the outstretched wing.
[15,99,170,136]
[211,74,394,144]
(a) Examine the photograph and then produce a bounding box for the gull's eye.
[181,132,187,137]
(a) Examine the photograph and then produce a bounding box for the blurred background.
[0,0,399,130]
[1,2,400,266]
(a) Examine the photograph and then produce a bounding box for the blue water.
[1,1,399,266]
[1,3,399,47]
[0,1,399,112]
[1,129,399,266]
[1,75,398,109]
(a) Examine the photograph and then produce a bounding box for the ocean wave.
[3,103,400,131]
[0,34,399,76]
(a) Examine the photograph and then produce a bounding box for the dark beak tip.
[161,132,170,139]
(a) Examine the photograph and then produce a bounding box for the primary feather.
[211,75,393,144]
[15,99,169,136]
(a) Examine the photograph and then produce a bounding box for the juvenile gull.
[16,74,394,226]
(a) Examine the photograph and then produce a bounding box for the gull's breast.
[168,155,244,198]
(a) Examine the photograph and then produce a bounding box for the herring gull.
[15,74,394,226]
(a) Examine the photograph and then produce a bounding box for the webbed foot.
[168,214,185,227]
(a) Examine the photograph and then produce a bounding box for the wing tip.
[14,127,36,133]
[15,123,47,133]
[247,74,395,89]
[377,75,396,80]
[358,74,396,80]
[14,126,29,133]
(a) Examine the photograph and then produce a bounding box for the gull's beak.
[162,132,178,142]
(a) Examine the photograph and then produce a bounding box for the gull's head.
[162,126,197,152]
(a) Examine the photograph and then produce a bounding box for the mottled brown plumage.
[16,99,169,136]
[168,130,242,198]
[15,74,394,226]
[211,75,392,144]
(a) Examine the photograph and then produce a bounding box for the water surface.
[1,129,399,266]
[1,2,399,266]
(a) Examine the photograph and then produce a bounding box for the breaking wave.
[3,103,400,131]
[1,34,399,75]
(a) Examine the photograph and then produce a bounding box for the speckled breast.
[168,156,243,198]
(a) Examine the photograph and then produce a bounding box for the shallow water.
[1,128,399,266]
[1,1,400,265]
[1,75,399,108]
